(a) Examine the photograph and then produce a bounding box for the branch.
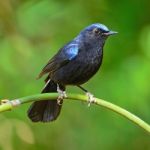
[0,93,150,134]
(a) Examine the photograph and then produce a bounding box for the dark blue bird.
[27,23,117,122]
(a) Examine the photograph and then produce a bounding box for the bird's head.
[79,23,117,44]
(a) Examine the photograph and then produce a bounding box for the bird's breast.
[52,47,103,85]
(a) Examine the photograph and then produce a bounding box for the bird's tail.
[27,78,63,122]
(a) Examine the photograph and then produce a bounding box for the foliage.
[0,0,150,149]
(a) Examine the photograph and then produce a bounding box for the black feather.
[28,79,64,122]
[27,23,117,123]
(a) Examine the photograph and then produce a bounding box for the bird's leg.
[77,85,96,107]
[57,84,67,105]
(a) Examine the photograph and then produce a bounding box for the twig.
[0,93,150,134]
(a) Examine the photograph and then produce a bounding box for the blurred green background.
[0,0,150,149]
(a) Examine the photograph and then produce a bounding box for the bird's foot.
[57,85,67,105]
[86,92,96,107]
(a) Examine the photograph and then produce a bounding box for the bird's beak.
[103,31,118,36]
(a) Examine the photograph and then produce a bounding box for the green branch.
[0,93,150,134]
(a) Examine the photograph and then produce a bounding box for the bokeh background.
[0,0,150,149]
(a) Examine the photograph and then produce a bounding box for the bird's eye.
[93,28,100,34]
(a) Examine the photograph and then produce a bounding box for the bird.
[27,23,117,123]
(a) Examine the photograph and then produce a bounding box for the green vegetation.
[0,0,150,149]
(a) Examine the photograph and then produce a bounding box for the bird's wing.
[37,43,79,78]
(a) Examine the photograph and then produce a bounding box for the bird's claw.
[86,92,95,107]
[57,85,67,105]
[57,91,67,105]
